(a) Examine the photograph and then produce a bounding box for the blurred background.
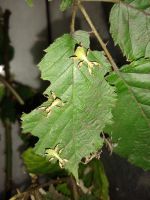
[0,0,150,199]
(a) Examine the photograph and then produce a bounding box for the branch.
[70,0,78,33]
[0,75,24,105]
[10,177,70,200]
[69,175,79,200]
[78,2,119,71]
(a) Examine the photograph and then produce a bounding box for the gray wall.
[0,0,47,191]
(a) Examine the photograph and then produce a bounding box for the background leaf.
[25,0,34,7]
[110,0,150,61]
[22,33,116,181]
[106,58,150,170]
[22,148,64,175]
[60,0,73,11]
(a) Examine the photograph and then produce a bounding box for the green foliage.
[106,58,150,170]
[22,148,64,175]
[43,185,70,200]
[79,160,109,200]
[25,0,34,7]
[92,160,109,200]
[60,0,73,11]
[56,183,71,197]
[22,33,116,181]
[110,0,150,61]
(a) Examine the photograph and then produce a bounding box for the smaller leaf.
[110,1,150,61]
[56,183,71,196]
[44,185,70,200]
[25,0,34,7]
[22,148,65,175]
[60,0,73,11]
[92,160,109,200]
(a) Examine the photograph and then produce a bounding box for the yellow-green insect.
[72,44,99,74]
[45,144,68,168]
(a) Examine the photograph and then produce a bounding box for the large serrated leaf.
[106,58,150,170]
[22,33,116,181]
[110,0,150,61]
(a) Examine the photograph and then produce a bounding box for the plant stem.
[70,0,78,33]
[78,2,119,71]
[78,1,150,127]
[0,75,24,105]
[70,175,79,200]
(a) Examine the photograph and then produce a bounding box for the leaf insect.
[39,91,65,117]
[45,144,68,168]
[71,43,99,74]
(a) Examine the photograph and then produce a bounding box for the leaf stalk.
[0,75,24,105]
[78,2,119,71]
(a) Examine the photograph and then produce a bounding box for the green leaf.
[22,33,116,181]
[110,1,150,61]
[79,160,109,200]
[25,0,34,7]
[44,185,70,200]
[92,160,109,200]
[56,183,71,196]
[123,0,150,9]
[22,148,63,175]
[72,30,90,48]
[106,58,150,170]
[60,0,73,11]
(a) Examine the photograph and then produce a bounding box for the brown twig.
[78,2,119,71]
[70,0,78,33]
[0,75,24,105]
[10,177,70,200]
[78,1,150,128]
